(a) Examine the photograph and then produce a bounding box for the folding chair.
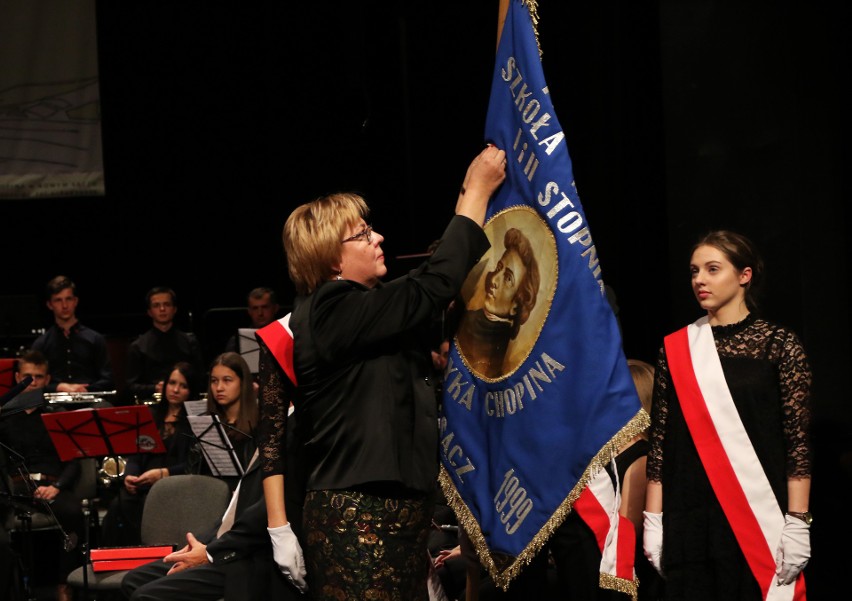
[67,474,231,598]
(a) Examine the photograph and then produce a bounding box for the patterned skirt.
[303,488,433,601]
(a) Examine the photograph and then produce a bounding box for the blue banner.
[439,0,647,588]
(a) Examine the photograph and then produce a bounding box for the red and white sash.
[664,317,805,601]
[574,461,638,599]
[255,313,297,386]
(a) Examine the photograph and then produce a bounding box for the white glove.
[642,511,664,576]
[775,515,810,586]
[268,523,308,592]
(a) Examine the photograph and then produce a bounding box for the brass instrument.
[98,455,127,487]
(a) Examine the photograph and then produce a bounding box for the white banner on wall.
[0,0,104,199]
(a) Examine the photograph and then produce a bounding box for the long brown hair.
[152,360,200,426]
[205,352,258,439]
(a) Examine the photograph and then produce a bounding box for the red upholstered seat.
[0,357,17,400]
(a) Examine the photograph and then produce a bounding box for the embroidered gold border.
[439,408,651,591]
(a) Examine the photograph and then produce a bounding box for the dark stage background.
[2,1,849,407]
[0,2,849,596]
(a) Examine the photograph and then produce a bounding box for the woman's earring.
[335,270,343,281]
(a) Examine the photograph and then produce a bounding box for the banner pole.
[497,0,510,49]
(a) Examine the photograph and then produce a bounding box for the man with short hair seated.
[1,350,84,601]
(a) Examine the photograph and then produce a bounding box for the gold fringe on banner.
[523,0,541,58]
[601,571,639,601]
[439,408,651,591]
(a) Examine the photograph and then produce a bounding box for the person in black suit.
[31,275,114,394]
[121,412,309,601]
[125,287,205,404]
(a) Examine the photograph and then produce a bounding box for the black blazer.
[289,215,490,495]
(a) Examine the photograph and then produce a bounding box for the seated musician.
[125,287,205,405]
[0,350,84,601]
[100,361,199,547]
[190,353,257,492]
[31,275,114,394]
[120,408,308,601]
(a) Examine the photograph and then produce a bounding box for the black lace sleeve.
[646,345,669,483]
[774,328,813,478]
[257,340,289,478]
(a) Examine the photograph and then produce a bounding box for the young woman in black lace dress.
[643,230,813,601]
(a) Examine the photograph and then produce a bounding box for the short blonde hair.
[283,193,369,295]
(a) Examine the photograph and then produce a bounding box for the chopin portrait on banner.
[456,206,556,380]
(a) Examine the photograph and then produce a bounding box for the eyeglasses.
[342,224,373,244]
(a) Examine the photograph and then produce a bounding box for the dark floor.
[8,526,122,601]
[25,575,123,601]
[30,585,123,601]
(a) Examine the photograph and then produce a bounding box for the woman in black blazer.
[256,144,507,600]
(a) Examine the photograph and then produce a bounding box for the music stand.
[41,405,166,462]
[236,328,260,375]
[40,405,165,595]
[0,357,15,400]
[0,375,35,414]
[0,388,44,419]
[186,415,244,477]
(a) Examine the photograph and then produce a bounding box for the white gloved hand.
[268,523,308,592]
[775,515,810,586]
[642,511,664,576]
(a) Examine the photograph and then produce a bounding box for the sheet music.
[237,328,259,373]
[183,400,208,416]
[187,415,243,477]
